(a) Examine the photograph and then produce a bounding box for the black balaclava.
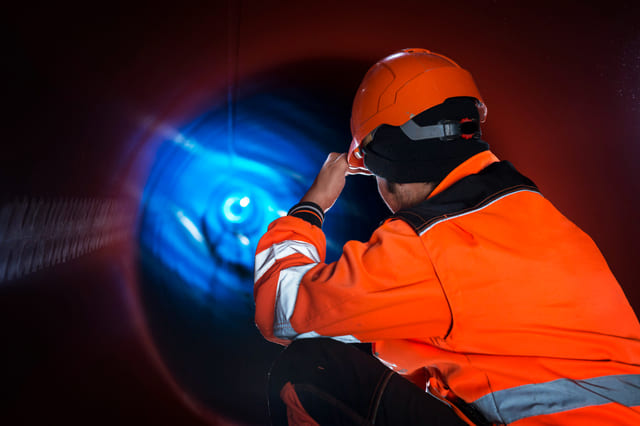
[362,97,489,184]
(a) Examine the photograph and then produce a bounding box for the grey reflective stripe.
[472,374,640,424]
[272,266,361,343]
[296,330,361,344]
[273,263,317,339]
[399,120,461,140]
[254,239,320,283]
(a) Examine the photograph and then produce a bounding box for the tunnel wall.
[3,1,639,424]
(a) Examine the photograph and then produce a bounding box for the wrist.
[301,187,336,212]
[300,196,329,212]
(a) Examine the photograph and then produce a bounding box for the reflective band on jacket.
[261,240,361,343]
[274,263,317,339]
[472,374,640,424]
[296,330,360,344]
[254,239,321,283]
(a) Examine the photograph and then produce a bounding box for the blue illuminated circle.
[222,195,251,223]
[137,90,385,312]
[137,90,325,302]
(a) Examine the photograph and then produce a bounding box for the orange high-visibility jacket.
[254,151,640,425]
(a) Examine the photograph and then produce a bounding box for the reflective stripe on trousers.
[472,374,640,424]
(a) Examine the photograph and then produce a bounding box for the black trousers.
[267,338,470,426]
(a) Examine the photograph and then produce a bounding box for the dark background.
[3,1,639,424]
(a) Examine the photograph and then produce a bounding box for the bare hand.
[301,152,349,212]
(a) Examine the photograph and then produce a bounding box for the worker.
[253,48,640,425]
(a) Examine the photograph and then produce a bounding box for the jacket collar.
[427,150,499,199]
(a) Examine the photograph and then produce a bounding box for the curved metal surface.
[2,1,639,424]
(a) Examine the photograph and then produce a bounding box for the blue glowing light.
[137,91,387,320]
[222,195,251,223]
[176,210,205,243]
[138,94,325,309]
[238,234,250,246]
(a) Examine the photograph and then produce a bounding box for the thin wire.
[227,0,242,163]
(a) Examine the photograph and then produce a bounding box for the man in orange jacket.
[253,48,640,425]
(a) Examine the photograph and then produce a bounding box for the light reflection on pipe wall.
[0,197,133,283]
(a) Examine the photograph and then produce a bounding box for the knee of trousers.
[268,339,394,421]
[267,339,472,426]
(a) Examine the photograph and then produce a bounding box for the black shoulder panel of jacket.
[392,161,540,235]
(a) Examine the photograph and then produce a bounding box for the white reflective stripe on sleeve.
[254,240,321,283]
[296,331,361,343]
[273,263,317,339]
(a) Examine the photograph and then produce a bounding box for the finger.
[328,153,347,165]
[336,153,348,167]
[323,152,338,166]
[325,152,342,163]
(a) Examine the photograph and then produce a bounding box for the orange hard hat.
[347,48,487,175]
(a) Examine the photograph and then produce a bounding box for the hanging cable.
[227,0,242,163]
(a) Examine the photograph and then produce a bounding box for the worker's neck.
[377,177,436,213]
[393,181,437,211]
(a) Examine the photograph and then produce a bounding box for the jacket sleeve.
[253,215,452,345]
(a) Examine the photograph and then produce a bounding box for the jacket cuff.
[288,202,324,228]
